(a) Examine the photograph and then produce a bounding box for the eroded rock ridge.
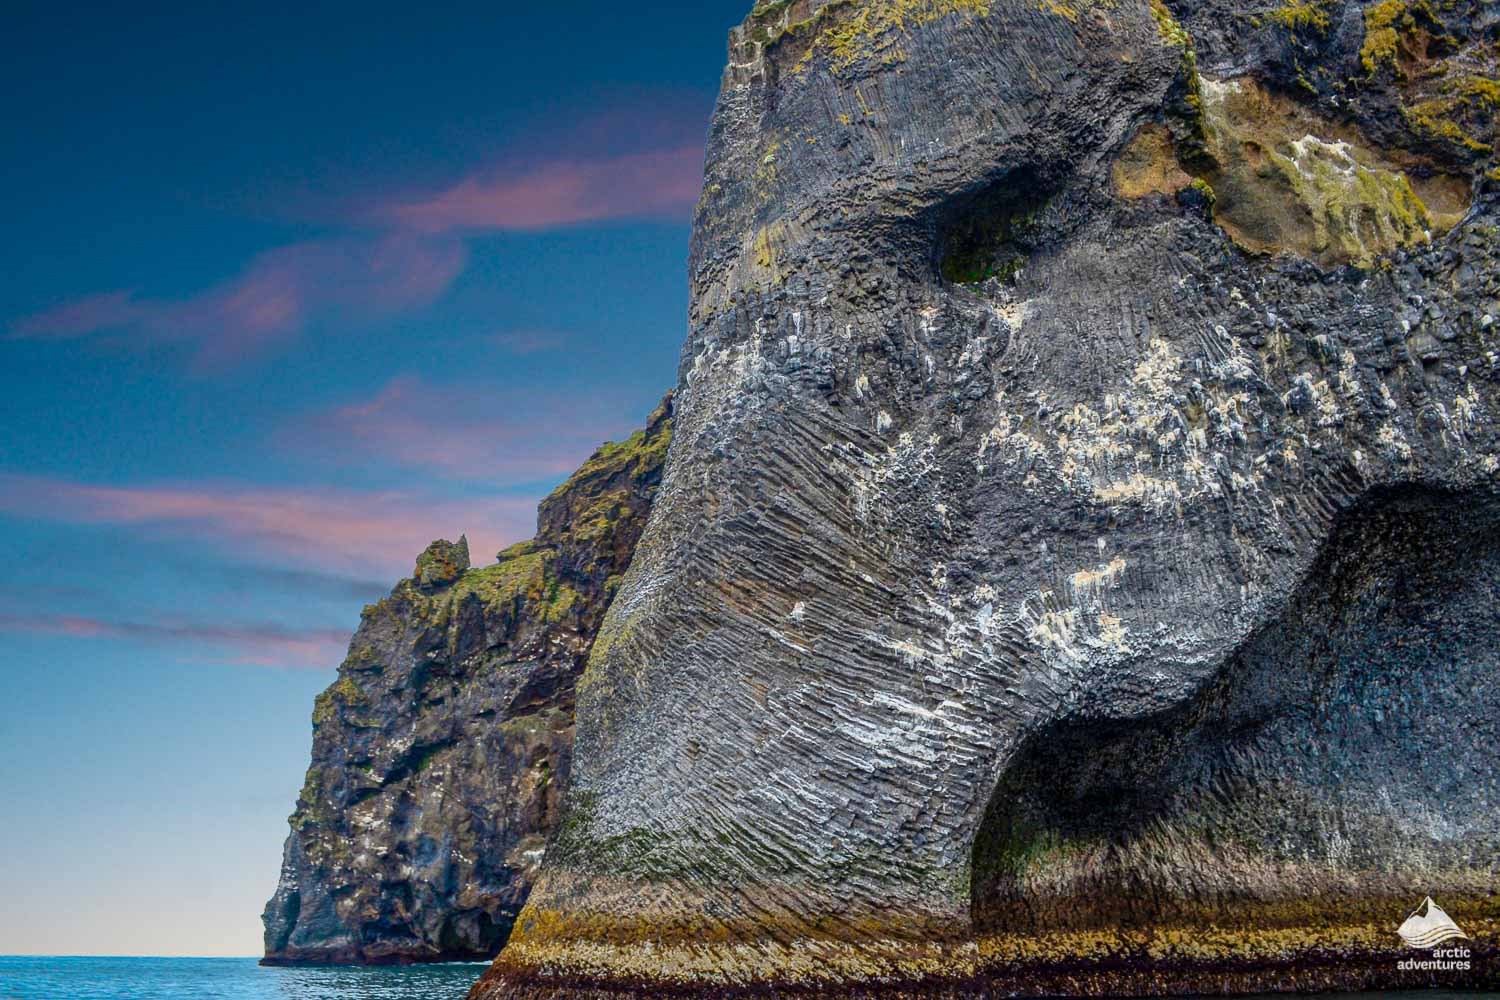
[262,397,671,965]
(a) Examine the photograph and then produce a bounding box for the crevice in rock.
[934,166,1060,285]
[383,740,456,788]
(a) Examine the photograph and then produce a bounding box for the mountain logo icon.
[1397,897,1470,949]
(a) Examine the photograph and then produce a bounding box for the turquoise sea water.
[2,960,1498,1000]
[0,957,485,1000]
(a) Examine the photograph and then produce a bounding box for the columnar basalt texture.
[261,398,671,965]
[473,0,1499,994]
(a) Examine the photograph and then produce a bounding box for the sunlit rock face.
[471,0,1499,994]
[261,399,671,965]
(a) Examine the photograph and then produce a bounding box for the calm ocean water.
[0,957,485,1000]
[2,959,1497,1000]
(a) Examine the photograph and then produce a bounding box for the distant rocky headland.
[270,0,1497,993]
[262,398,670,965]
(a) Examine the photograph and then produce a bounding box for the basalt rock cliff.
[471,0,1500,995]
[261,397,671,965]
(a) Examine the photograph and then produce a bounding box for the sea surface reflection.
[0,956,483,1000]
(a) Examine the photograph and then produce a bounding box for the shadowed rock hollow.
[467,0,1499,994]
[261,398,671,965]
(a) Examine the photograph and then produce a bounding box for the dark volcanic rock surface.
[472,0,1499,994]
[262,397,671,965]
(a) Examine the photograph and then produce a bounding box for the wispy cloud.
[286,375,640,482]
[7,95,705,372]
[9,234,467,370]
[206,565,391,604]
[0,612,351,670]
[0,473,538,575]
[383,145,704,232]
[491,327,570,355]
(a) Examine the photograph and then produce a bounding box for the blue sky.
[0,1,745,957]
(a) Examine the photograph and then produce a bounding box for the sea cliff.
[262,397,671,965]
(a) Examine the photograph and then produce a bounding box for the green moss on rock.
[415,535,470,589]
[267,397,675,966]
[1115,73,1475,266]
[1402,72,1498,156]
[1267,0,1332,35]
[311,676,368,727]
[1361,0,1414,74]
[1149,0,1190,49]
[453,547,551,614]
[770,0,993,76]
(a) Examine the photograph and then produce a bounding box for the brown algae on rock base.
[469,893,1499,996]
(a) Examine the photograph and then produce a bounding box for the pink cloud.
[0,473,538,576]
[0,612,351,671]
[287,375,642,482]
[384,145,704,232]
[9,234,466,371]
[491,327,569,354]
[9,291,139,338]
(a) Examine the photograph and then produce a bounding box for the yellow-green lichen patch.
[774,0,993,76]
[1358,0,1446,76]
[1112,75,1472,265]
[1274,135,1430,257]
[414,536,469,587]
[753,139,782,198]
[1193,76,1470,266]
[330,676,366,706]
[1149,0,1190,49]
[1404,97,1492,153]
[1361,0,1405,72]
[1036,0,1076,21]
[452,546,551,614]
[311,691,337,726]
[541,579,581,624]
[292,767,332,830]
[1143,0,1211,161]
[543,413,671,511]
[340,643,379,671]
[750,223,787,284]
[1464,76,1500,106]
[560,491,634,548]
[1367,19,1497,160]
[1401,69,1500,156]
[1034,0,1114,27]
[1267,0,1333,36]
[583,427,670,480]
[311,675,368,726]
